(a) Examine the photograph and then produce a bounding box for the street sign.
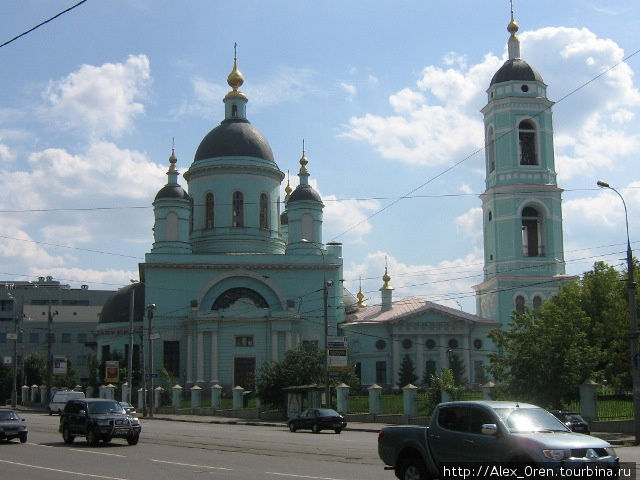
[6,333,17,340]
[327,336,347,348]
[150,333,160,340]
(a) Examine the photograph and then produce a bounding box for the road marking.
[150,459,232,471]
[0,459,129,480]
[265,473,348,480]
[27,443,126,457]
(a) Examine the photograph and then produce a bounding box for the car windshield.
[87,401,125,414]
[494,407,569,433]
[0,411,19,421]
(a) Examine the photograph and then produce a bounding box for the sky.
[0,0,639,314]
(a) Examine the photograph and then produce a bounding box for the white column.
[392,334,400,388]
[271,330,278,362]
[463,333,471,388]
[197,331,204,383]
[285,331,292,350]
[186,333,193,384]
[210,331,218,382]
[439,334,447,371]
[416,335,424,383]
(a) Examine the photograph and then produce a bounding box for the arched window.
[259,193,269,230]
[519,120,538,165]
[522,206,544,257]
[533,295,542,309]
[515,295,525,314]
[231,104,238,117]
[205,193,214,229]
[166,212,178,241]
[232,191,244,227]
[301,213,312,241]
[189,197,194,233]
[487,126,495,173]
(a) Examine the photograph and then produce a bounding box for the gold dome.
[225,43,247,100]
[168,147,177,172]
[381,267,393,290]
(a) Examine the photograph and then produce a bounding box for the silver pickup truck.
[378,401,619,480]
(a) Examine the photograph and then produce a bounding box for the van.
[48,391,85,415]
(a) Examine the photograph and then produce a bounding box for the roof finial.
[299,139,309,174]
[168,138,177,173]
[284,169,292,202]
[226,42,245,94]
[356,276,366,308]
[507,0,520,60]
[382,259,392,290]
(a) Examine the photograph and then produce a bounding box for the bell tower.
[473,9,573,325]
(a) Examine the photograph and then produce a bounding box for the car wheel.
[103,436,112,444]
[399,455,428,480]
[19,433,27,443]
[86,427,99,446]
[62,425,75,444]
[126,433,140,445]
[334,428,342,434]
[311,424,320,434]
[48,409,52,416]
[289,423,296,432]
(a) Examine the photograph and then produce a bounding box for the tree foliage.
[255,345,325,409]
[487,281,598,408]
[448,352,467,386]
[397,354,418,388]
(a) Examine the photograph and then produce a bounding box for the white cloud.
[455,207,483,248]
[29,267,138,290]
[44,54,151,138]
[339,82,357,100]
[41,225,93,246]
[0,143,14,161]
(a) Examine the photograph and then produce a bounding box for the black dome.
[194,118,274,163]
[155,184,189,201]
[288,184,322,203]
[99,283,145,324]
[490,59,543,86]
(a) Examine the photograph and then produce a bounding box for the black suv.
[59,398,141,446]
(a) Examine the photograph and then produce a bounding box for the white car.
[48,390,85,415]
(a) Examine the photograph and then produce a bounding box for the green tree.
[487,282,598,408]
[422,368,464,414]
[255,344,325,409]
[448,352,467,386]
[0,362,12,402]
[24,353,47,386]
[397,354,418,388]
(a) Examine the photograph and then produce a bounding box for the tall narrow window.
[205,193,214,229]
[232,104,238,117]
[301,213,312,241]
[487,126,495,173]
[166,212,178,241]
[519,120,538,165]
[533,295,542,309]
[232,191,244,227]
[259,193,269,230]
[515,295,525,314]
[521,206,543,256]
[189,198,194,233]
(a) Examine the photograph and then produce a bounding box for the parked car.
[118,402,136,415]
[550,410,590,434]
[48,390,85,415]
[59,398,141,446]
[288,408,347,434]
[0,409,28,443]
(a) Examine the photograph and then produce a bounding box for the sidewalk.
[147,412,636,446]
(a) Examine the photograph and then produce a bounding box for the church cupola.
[474,7,571,325]
[356,277,366,308]
[183,47,285,255]
[285,144,325,255]
[151,147,191,254]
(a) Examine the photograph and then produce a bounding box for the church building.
[96,10,570,392]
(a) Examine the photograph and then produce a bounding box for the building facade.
[0,276,114,384]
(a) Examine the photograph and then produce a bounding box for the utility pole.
[324,279,333,409]
[46,302,53,403]
[11,311,18,408]
[147,304,155,417]
[128,283,135,404]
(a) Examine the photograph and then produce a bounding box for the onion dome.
[288,146,322,203]
[155,148,189,200]
[490,8,544,86]
[356,277,366,308]
[381,266,393,290]
[193,45,275,165]
[99,282,145,324]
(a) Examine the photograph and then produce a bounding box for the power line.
[0,1,89,49]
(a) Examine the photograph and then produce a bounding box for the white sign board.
[6,333,17,340]
[3,356,12,365]
[327,336,347,348]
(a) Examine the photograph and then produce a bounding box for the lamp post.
[127,281,136,404]
[597,180,639,443]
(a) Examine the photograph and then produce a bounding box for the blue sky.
[1,1,639,314]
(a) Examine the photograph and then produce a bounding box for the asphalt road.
[0,412,390,480]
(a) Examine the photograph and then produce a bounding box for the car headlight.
[605,447,616,458]
[96,419,111,426]
[542,449,570,461]
[130,418,139,425]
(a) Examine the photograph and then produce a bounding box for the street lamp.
[146,303,156,418]
[127,280,137,405]
[597,180,639,443]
